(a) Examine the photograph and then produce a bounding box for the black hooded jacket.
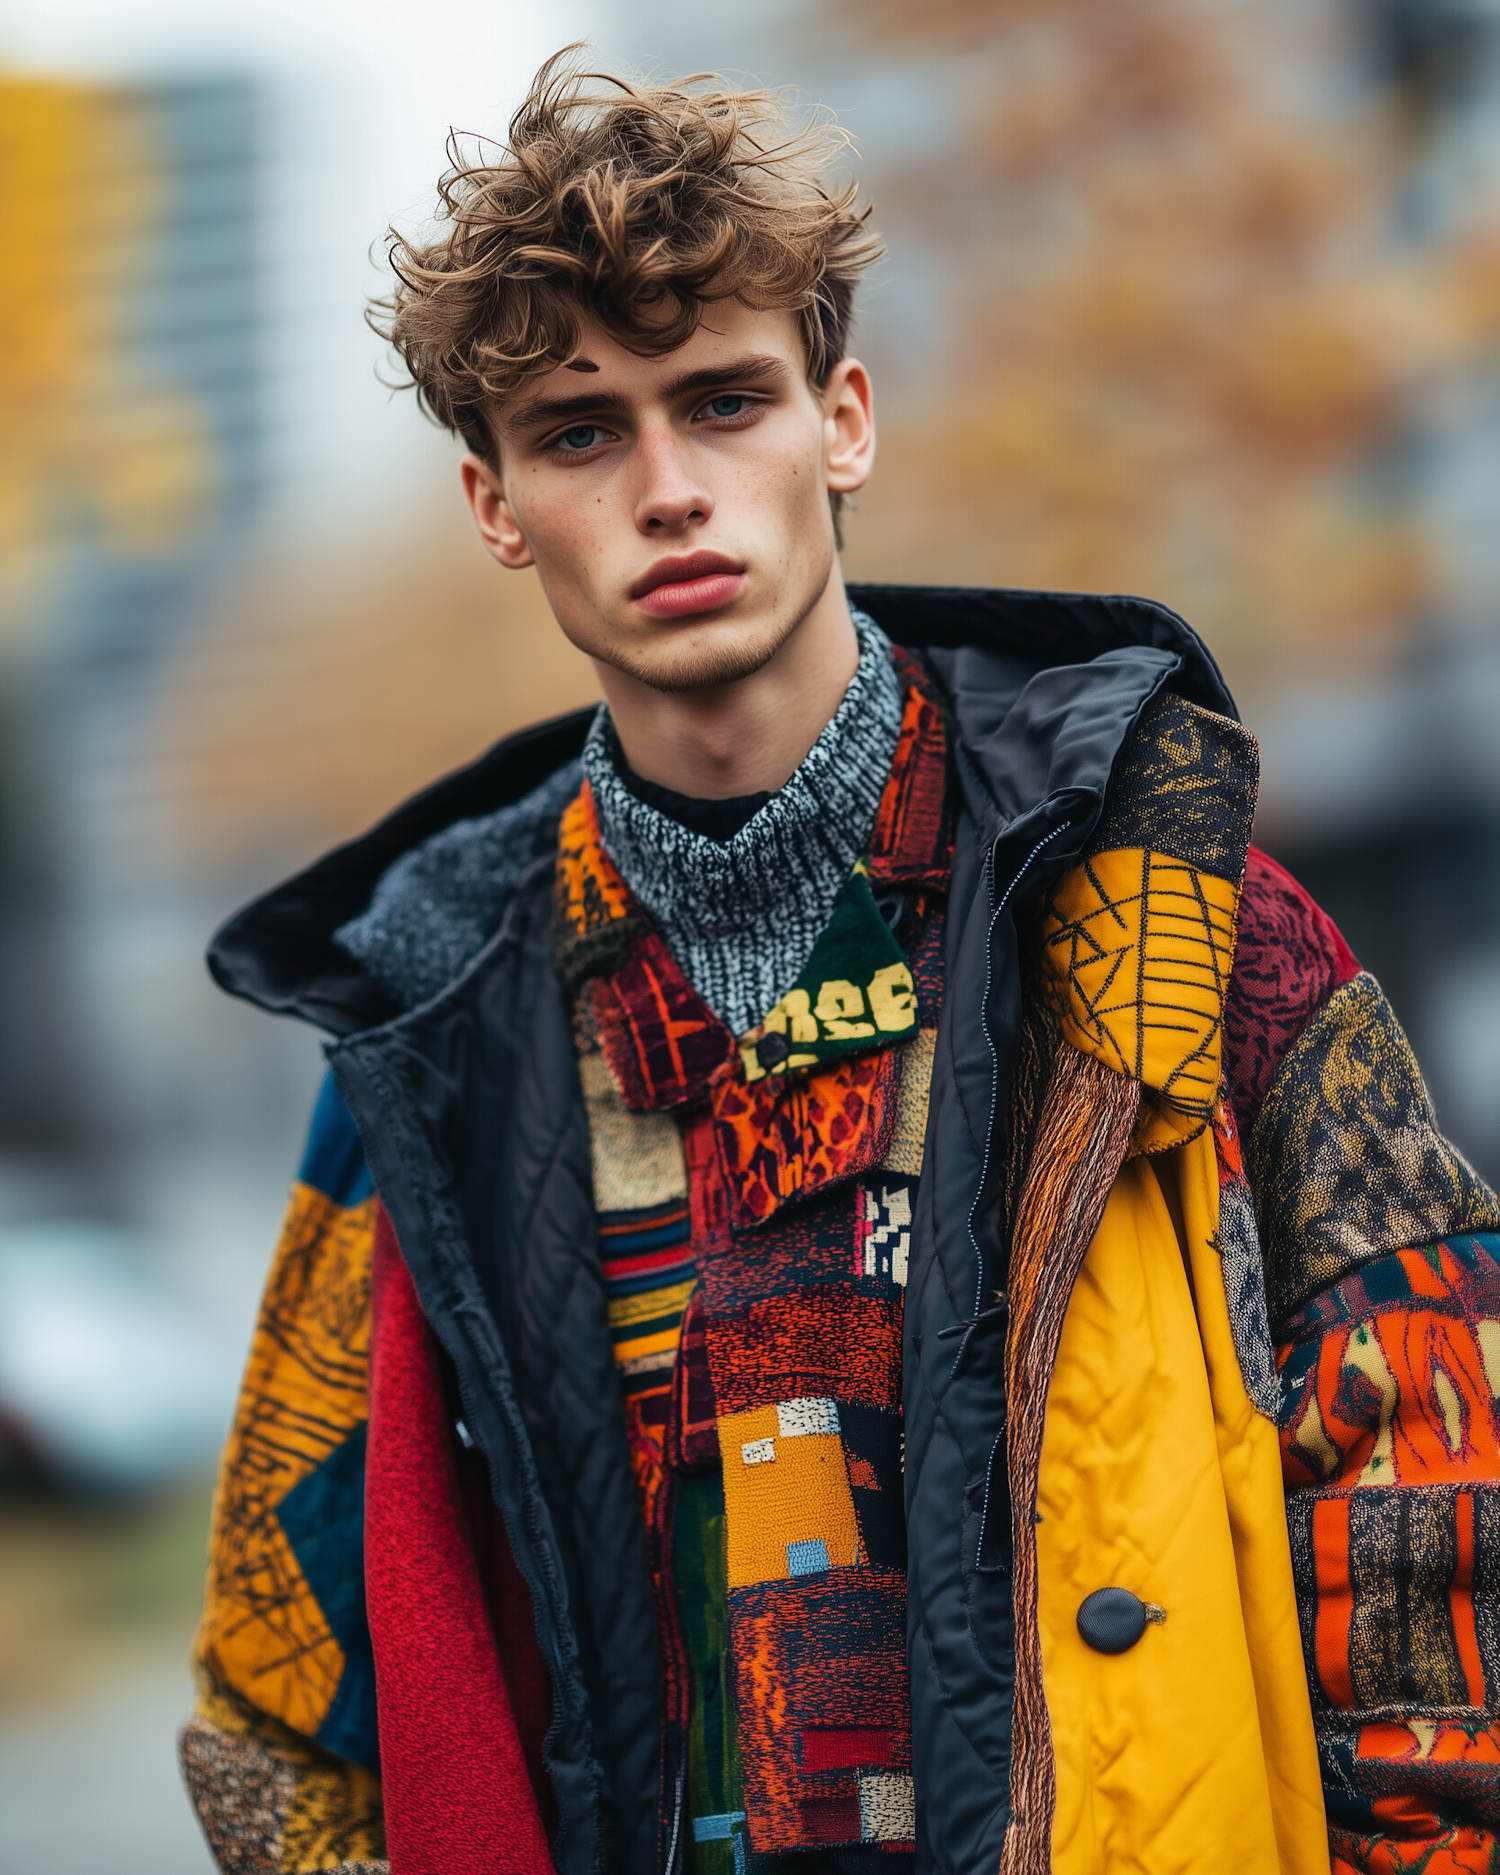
[209,585,1236,1875]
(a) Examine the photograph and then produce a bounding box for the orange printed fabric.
[1277,1234,1500,1870]
[195,1180,376,1748]
[867,651,954,890]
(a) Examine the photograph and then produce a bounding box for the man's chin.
[593,615,797,696]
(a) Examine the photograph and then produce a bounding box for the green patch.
[739,861,916,1082]
[675,1471,747,1875]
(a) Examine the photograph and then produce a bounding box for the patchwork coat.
[186,584,1500,1875]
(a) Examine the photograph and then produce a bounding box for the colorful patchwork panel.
[194,1075,378,1765]
[187,1074,387,1868]
[571,986,694,1522]
[727,1571,912,1855]
[557,659,949,1864]
[1278,1236,1500,1869]
[698,1168,911,1852]
[1255,978,1500,1327]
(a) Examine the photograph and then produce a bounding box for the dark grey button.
[756,1033,790,1071]
[1077,1587,1155,1654]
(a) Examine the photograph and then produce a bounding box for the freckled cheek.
[529,497,623,585]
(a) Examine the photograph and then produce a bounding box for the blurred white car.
[0,1221,234,1491]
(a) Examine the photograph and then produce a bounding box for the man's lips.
[630,552,746,620]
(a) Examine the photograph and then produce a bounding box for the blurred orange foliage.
[157,505,600,873]
[835,0,1500,699]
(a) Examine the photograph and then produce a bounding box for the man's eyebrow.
[659,353,791,400]
[505,353,793,435]
[503,388,632,435]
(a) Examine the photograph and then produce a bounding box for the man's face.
[463,302,874,694]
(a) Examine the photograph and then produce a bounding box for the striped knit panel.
[575,999,693,1526]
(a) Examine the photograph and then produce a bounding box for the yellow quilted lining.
[1038,1128,1326,1874]
[1038,846,1239,1151]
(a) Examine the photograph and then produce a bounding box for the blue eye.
[707,395,745,417]
[558,424,602,451]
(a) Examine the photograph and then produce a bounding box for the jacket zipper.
[964,822,1072,1326]
[446,1356,595,1865]
[663,1758,685,1875]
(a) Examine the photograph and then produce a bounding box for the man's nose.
[633,426,714,534]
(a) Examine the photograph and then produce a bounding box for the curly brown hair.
[371,49,882,468]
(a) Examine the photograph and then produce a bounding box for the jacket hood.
[208,583,1235,1037]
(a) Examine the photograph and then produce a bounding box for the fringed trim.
[1001,1046,1141,1875]
[1002,993,1060,1251]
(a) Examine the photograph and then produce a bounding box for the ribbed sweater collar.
[583,611,903,1036]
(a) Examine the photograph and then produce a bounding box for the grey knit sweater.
[337,612,903,1032]
[583,611,902,1033]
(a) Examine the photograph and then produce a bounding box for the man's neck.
[593,573,861,800]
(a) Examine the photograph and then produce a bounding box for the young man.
[183,54,1500,1875]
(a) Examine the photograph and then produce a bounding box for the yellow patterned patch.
[881,1028,936,1177]
[1039,847,1239,1151]
[281,1750,387,1874]
[556,780,633,936]
[195,1183,375,1742]
[719,1400,863,1588]
[187,1679,386,1872]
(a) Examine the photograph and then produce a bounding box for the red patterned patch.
[727,1571,910,1853]
[706,1288,903,1416]
[711,1048,901,1228]
[1223,845,1360,1144]
[868,664,952,890]
[590,936,734,1112]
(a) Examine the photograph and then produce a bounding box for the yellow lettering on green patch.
[814,979,875,1039]
[869,963,916,1033]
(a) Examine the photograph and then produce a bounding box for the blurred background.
[3,0,1500,1867]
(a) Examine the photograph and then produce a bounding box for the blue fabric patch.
[787,1538,832,1577]
[318,1632,379,1771]
[275,1422,379,1770]
[693,1812,747,1842]
[1361,1253,1414,1306]
[297,1072,374,1208]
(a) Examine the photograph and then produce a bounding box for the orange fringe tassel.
[1000,1045,1140,1875]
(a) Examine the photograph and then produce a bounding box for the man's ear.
[461,454,534,570]
[821,358,875,496]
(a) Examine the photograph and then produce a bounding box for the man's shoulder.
[334,758,582,1012]
[209,709,594,1031]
